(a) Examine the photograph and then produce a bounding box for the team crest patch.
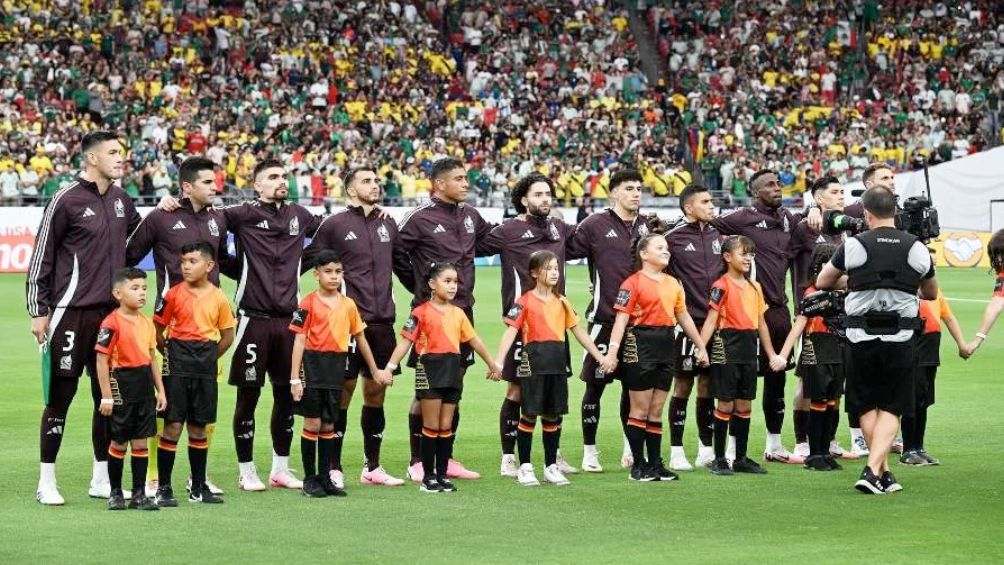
[710,287,725,304]
[289,216,300,236]
[505,304,523,321]
[291,308,307,327]
[245,366,257,382]
[60,355,72,371]
[712,239,722,254]
[114,198,125,218]
[378,224,390,243]
[615,289,631,307]
[548,222,560,241]
[154,297,166,315]
[208,218,220,237]
[464,216,474,234]
[783,215,790,233]
[637,223,649,237]
[403,315,418,332]
[96,327,114,348]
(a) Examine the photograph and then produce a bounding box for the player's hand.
[157,194,181,211]
[695,347,709,368]
[155,392,167,412]
[291,381,304,401]
[602,353,619,373]
[99,399,113,417]
[769,355,787,372]
[30,315,50,344]
[806,207,823,231]
[964,340,981,359]
[487,362,503,381]
[374,370,393,386]
[597,355,616,374]
[376,206,392,220]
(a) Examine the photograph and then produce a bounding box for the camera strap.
[845,313,922,335]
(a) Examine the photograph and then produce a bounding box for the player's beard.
[527,203,550,218]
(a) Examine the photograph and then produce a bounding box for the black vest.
[847,228,923,293]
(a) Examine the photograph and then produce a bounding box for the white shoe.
[500,454,518,478]
[793,442,810,459]
[891,436,904,454]
[269,469,303,489]
[329,469,345,490]
[516,463,540,487]
[145,479,159,498]
[828,441,847,459]
[555,451,578,474]
[237,463,267,491]
[543,463,570,486]
[850,435,870,458]
[764,445,798,463]
[88,479,112,499]
[695,445,715,468]
[669,447,694,471]
[581,446,603,473]
[620,437,634,469]
[187,476,225,495]
[726,436,736,464]
[36,482,65,505]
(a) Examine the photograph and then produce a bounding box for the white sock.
[726,435,736,458]
[271,452,289,474]
[766,433,782,451]
[583,444,598,456]
[621,435,631,456]
[849,427,863,441]
[40,462,56,485]
[238,461,256,477]
[91,459,108,484]
[670,446,686,458]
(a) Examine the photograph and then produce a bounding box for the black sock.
[409,412,423,464]
[581,381,604,445]
[156,436,178,489]
[318,431,334,478]
[809,403,829,457]
[516,417,534,465]
[619,387,631,436]
[331,408,347,471]
[542,419,561,467]
[794,409,809,445]
[826,405,840,445]
[300,431,318,478]
[130,448,149,494]
[90,378,110,463]
[269,389,294,457]
[713,409,730,459]
[625,418,647,465]
[451,409,460,435]
[668,397,687,447]
[39,409,67,463]
[436,432,454,478]
[420,427,437,478]
[361,405,385,471]
[914,406,928,451]
[762,372,786,435]
[848,411,861,428]
[500,398,520,455]
[696,397,714,446]
[108,446,125,491]
[189,437,208,492]
[646,420,663,464]
[233,387,260,463]
[731,413,751,459]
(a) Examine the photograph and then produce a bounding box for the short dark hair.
[862,163,891,185]
[679,184,710,210]
[343,166,376,189]
[511,172,554,214]
[810,175,840,196]
[313,249,342,269]
[748,169,776,188]
[180,241,215,261]
[988,229,1004,273]
[179,157,216,187]
[430,157,465,181]
[113,267,146,286]
[861,187,897,219]
[80,131,120,153]
[609,169,643,192]
[252,158,284,182]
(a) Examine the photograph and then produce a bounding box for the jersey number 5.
[246,343,257,365]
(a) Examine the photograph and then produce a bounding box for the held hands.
[155,392,167,412]
[486,362,503,382]
[596,354,617,374]
[694,347,710,368]
[373,369,395,386]
[961,340,981,359]
[291,380,304,402]
[769,354,788,372]
[99,398,113,417]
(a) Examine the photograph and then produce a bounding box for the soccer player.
[966,229,1004,356]
[843,163,896,218]
[711,170,822,464]
[375,263,501,493]
[662,185,722,470]
[480,173,577,478]
[290,250,381,497]
[95,268,166,510]
[566,169,652,472]
[495,251,611,486]
[302,166,414,489]
[606,234,708,481]
[127,156,235,497]
[27,131,141,505]
[700,236,781,476]
[398,158,494,482]
[152,242,236,505]
[774,244,847,471]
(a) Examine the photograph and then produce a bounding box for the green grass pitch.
[1,267,1002,563]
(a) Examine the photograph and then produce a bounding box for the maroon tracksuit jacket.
[665,218,724,325]
[26,177,141,317]
[788,221,843,308]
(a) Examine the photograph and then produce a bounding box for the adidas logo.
[82,207,96,218]
[433,224,446,234]
[816,235,826,243]
[756,220,769,229]
[521,230,534,239]
[344,231,358,241]
[685,243,696,252]
[256,220,269,230]
[172,220,186,230]
[605,229,618,238]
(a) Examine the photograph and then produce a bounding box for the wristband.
[976,332,988,341]
[100,398,114,406]
[385,362,398,371]
[289,379,302,386]
[608,342,620,351]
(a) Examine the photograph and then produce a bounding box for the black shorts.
[163,375,218,426]
[804,363,845,402]
[163,339,218,380]
[914,365,937,408]
[302,351,350,390]
[501,338,524,383]
[416,386,462,404]
[521,373,569,416]
[759,306,793,376]
[295,387,342,423]
[110,367,157,443]
[579,323,621,383]
[43,305,114,404]
[711,363,757,401]
[621,363,674,392]
[346,324,399,380]
[675,328,709,378]
[228,314,294,387]
[847,339,916,417]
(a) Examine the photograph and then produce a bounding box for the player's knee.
[186,425,206,441]
[319,422,334,433]
[696,375,711,397]
[129,439,147,451]
[162,422,183,440]
[735,399,752,412]
[672,376,694,398]
[717,400,735,413]
[505,382,521,402]
[362,380,386,405]
[303,418,321,432]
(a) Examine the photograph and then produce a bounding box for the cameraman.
[815,188,939,495]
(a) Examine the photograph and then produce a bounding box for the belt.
[846,312,922,335]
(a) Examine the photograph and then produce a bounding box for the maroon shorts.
[578,323,622,383]
[501,338,523,382]
[759,305,793,376]
[346,324,399,380]
[43,305,114,405]
[228,314,294,388]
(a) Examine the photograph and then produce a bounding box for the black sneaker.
[420,477,442,493]
[804,455,832,471]
[732,457,767,474]
[707,457,733,476]
[301,475,328,498]
[437,476,457,492]
[108,489,126,511]
[918,450,940,466]
[649,460,679,481]
[155,486,178,507]
[128,493,160,511]
[824,455,843,471]
[880,471,903,493]
[899,450,928,466]
[189,486,224,504]
[629,463,658,481]
[854,466,885,494]
[321,476,348,497]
